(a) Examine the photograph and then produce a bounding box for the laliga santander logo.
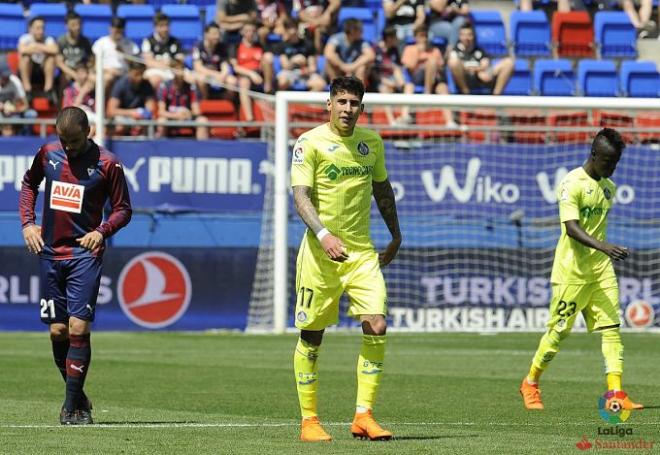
[598,390,633,424]
[117,252,191,329]
[625,300,656,328]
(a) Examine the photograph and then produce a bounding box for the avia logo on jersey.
[49,180,84,214]
[625,300,656,328]
[117,252,191,329]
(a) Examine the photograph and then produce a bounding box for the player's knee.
[68,317,90,337]
[361,315,387,336]
[49,323,68,341]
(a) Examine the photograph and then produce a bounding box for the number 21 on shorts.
[40,298,55,319]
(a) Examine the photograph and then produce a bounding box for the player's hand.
[76,231,104,250]
[320,234,349,262]
[603,243,629,261]
[22,224,44,254]
[379,237,401,267]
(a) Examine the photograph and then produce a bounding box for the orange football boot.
[520,378,545,410]
[300,416,332,442]
[350,410,393,441]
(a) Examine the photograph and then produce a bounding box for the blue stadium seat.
[205,5,216,26]
[271,56,307,91]
[161,5,202,50]
[0,4,25,50]
[117,5,156,43]
[445,65,491,95]
[578,59,619,97]
[510,11,550,57]
[594,11,637,59]
[338,7,377,43]
[186,0,216,5]
[29,3,67,38]
[534,59,575,96]
[74,4,113,41]
[620,61,659,98]
[502,59,532,95]
[469,10,508,56]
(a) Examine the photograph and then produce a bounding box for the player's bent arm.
[293,185,325,235]
[564,219,628,261]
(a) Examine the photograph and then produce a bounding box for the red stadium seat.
[415,109,461,139]
[459,110,497,143]
[289,103,326,137]
[199,99,238,139]
[31,96,57,135]
[552,11,594,58]
[593,110,635,143]
[506,110,547,143]
[635,113,660,143]
[547,111,589,143]
[370,108,417,139]
[238,100,266,138]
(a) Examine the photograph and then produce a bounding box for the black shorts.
[409,67,446,87]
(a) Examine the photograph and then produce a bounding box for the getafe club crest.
[357,141,369,156]
[603,187,612,200]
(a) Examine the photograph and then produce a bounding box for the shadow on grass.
[393,434,480,441]
[637,405,660,410]
[94,421,198,425]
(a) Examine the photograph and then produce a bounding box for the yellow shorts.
[294,235,387,330]
[547,278,621,334]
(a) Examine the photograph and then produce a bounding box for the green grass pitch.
[1,332,658,454]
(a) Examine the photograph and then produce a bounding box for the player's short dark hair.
[56,106,89,133]
[29,16,45,27]
[330,76,365,100]
[592,128,626,155]
[413,24,428,36]
[343,18,362,34]
[65,12,81,23]
[205,22,220,33]
[154,12,169,25]
[111,17,126,29]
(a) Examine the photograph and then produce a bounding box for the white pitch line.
[2,421,660,429]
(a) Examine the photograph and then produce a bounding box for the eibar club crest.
[357,141,369,156]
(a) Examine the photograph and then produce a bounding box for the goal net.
[247,93,660,333]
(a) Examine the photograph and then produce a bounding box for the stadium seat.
[205,5,216,26]
[238,100,266,138]
[594,11,636,59]
[636,113,660,143]
[578,59,619,97]
[593,110,634,142]
[552,11,594,58]
[117,5,156,43]
[199,99,238,139]
[505,110,547,143]
[186,0,216,5]
[533,59,575,96]
[416,109,461,139]
[5,51,18,75]
[502,59,532,96]
[0,4,25,50]
[371,108,416,139]
[29,3,67,38]
[74,4,113,41]
[161,5,202,50]
[31,96,57,136]
[459,110,497,142]
[290,103,327,137]
[547,111,590,143]
[469,10,508,56]
[510,11,551,57]
[620,61,659,98]
[338,7,377,43]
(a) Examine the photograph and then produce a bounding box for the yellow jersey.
[551,167,617,284]
[290,123,388,252]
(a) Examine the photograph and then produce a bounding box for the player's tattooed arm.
[292,185,324,234]
[373,179,402,266]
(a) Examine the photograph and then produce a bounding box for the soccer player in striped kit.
[19,106,132,424]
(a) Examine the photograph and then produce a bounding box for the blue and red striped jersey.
[19,140,132,260]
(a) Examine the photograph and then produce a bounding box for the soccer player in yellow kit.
[291,76,402,442]
[520,128,643,410]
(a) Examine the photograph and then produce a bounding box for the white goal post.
[255,92,660,334]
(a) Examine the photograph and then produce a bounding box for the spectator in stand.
[192,22,238,100]
[372,26,413,125]
[18,16,58,103]
[620,0,655,38]
[256,0,291,48]
[270,18,326,91]
[106,61,156,136]
[61,63,96,136]
[0,60,36,136]
[448,22,514,96]
[519,0,572,11]
[382,0,426,43]
[92,18,139,95]
[56,12,94,96]
[401,25,455,126]
[229,21,272,122]
[156,59,208,141]
[293,0,341,53]
[216,0,258,43]
[428,0,470,51]
[141,13,184,90]
[323,18,375,85]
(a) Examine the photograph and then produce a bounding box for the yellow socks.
[294,338,320,418]
[528,329,567,383]
[356,335,386,410]
[602,328,624,390]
